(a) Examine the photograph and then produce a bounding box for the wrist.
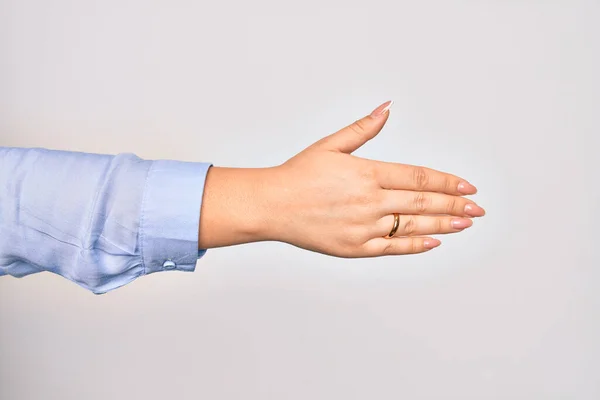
[250,165,286,243]
[198,166,281,248]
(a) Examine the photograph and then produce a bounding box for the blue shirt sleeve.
[0,146,212,294]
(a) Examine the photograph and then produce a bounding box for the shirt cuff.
[139,159,212,275]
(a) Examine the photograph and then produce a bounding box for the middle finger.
[379,190,486,217]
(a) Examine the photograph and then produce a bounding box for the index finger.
[375,161,477,195]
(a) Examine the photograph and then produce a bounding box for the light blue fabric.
[0,146,212,294]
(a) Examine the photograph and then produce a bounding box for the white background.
[1,0,599,398]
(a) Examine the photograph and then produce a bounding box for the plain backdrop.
[1,0,599,399]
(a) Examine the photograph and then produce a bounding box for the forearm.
[1,146,211,294]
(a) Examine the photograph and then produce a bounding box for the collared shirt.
[0,146,212,294]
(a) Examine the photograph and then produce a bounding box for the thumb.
[317,100,393,153]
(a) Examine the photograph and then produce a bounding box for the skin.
[197,101,485,257]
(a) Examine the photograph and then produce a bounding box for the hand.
[198,101,485,257]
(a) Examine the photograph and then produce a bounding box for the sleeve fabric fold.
[0,146,212,294]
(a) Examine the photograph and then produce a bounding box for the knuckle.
[413,166,430,190]
[444,176,455,193]
[436,218,445,233]
[371,191,387,211]
[359,163,378,183]
[403,215,418,236]
[346,227,367,246]
[382,241,395,256]
[349,119,367,136]
[411,239,421,254]
[362,241,378,258]
[353,190,373,208]
[334,240,359,258]
[414,192,430,213]
[446,196,458,214]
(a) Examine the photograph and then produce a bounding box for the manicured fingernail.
[451,218,473,230]
[370,100,393,118]
[457,181,477,194]
[464,203,486,217]
[424,238,441,249]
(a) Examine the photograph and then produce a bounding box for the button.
[162,260,177,270]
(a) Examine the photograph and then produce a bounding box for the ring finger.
[374,214,473,238]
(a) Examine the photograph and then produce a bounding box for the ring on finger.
[384,213,400,238]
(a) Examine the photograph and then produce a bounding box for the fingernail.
[451,218,473,230]
[457,181,477,194]
[464,203,486,217]
[424,238,441,249]
[370,100,393,118]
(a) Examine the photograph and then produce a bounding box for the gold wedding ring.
[385,213,400,238]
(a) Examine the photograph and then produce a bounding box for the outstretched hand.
[198,101,485,257]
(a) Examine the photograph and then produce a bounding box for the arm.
[1,101,485,294]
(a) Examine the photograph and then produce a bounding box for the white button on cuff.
[162,260,177,270]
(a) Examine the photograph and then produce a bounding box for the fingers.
[374,214,473,238]
[379,190,486,217]
[375,162,477,195]
[315,101,393,154]
[363,236,441,256]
